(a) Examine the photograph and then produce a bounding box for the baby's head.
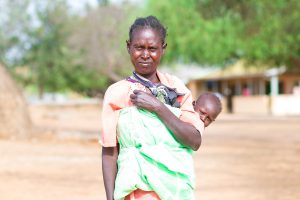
[193,92,222,127]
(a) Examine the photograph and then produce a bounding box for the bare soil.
[1,104,300,200]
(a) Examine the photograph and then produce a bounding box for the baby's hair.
[197,92,222,114]
[129,16,167,44]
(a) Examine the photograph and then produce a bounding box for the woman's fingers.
[130,90,160,110]
[133,89,142,94]
[130,93,137,99]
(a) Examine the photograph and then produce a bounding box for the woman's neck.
[135,72,160,84]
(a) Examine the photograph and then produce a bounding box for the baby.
[193,92,222,127]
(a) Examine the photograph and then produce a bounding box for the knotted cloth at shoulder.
[126,72,184,108]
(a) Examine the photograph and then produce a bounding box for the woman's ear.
[126,40,130,53]
[162,42,167,54]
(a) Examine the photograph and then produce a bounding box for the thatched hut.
[0,63,31,138]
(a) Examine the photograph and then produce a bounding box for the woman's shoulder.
[106,79,147,93]
[106,79,130,92]
[158,71,190,93]
[104,79,131,98]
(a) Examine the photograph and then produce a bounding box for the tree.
[238,0,300,67]
[0,0,31,65]
[146,0,300,68]
[1,0,137,96]
[69,4,133,84]
[146,0,243,65]
[22,0,80,97]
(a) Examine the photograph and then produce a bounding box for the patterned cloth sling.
[127,71,184,107]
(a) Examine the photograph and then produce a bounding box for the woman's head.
[127,16,167,80]
[129,16,167,44]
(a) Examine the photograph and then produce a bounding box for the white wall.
[232,95,300,116]
[271,95,300,116]
[233,95,270,115]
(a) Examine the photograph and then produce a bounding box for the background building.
[187,60,300,116]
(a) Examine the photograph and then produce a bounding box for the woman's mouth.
[139,62,151,66]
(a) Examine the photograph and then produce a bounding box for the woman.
[101,16,204,200]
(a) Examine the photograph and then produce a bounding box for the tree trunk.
[0,64,31,138]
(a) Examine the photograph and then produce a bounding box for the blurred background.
[0,0,299,200]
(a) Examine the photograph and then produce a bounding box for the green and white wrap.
[114,105,195,200]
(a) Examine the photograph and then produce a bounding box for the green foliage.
[2,0,300,97]
[4,0,111,96]
[239,0,300,67]
[146,0,243,65]
[146,0,300,68]
[22,1,76,94]
[64,65,109,96]
[0,0,31,65]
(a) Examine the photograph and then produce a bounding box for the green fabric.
[114,105,195,200]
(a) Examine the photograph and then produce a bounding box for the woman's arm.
[130,90,201,151]
[102,146,118,200]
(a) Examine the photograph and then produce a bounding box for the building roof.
[160,63,218,83]
[194,60,286,81]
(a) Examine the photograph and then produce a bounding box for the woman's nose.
[141,50,150,59]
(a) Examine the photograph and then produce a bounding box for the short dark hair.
[197,92,222,114]
[129,16,167,44]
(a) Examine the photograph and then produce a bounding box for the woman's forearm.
[102,146,118,200]
[130,90,202,150]
[154,104,202,151]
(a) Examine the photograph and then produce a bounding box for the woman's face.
[127,28,165,79]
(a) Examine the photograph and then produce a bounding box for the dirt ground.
[1,104,300,200]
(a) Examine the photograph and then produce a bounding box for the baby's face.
[193,100,219,127]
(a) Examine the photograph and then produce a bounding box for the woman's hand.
[130,90,163,112]
[130,89,201,151]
